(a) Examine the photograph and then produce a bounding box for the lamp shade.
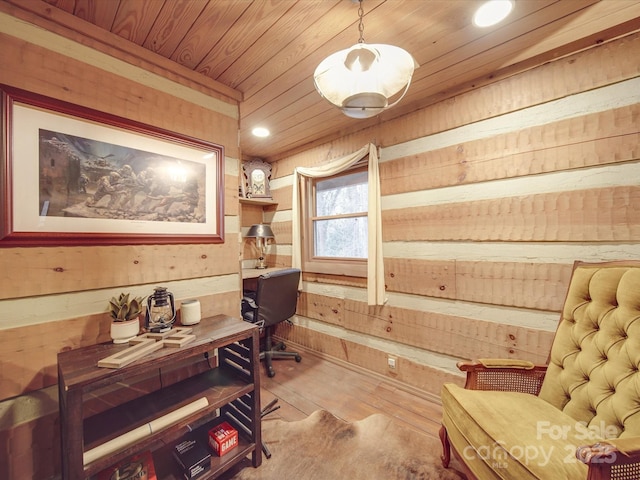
[314,43,418,119]
[246,224,275,238]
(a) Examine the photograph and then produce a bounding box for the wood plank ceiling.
[36,0,640,161]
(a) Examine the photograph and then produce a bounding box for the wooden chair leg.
[439,425,451,468]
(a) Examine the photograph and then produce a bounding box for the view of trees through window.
[313,170,368,259]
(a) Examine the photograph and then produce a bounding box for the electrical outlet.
[387,355,397,370]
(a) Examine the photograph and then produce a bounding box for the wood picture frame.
[0,85,224,246]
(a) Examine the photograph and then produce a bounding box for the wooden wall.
[0,1,638,477]
[0,3,241,478]
[267,31,640,399]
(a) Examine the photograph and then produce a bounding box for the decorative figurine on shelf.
[145,286,176,333]
[241,158,272,199]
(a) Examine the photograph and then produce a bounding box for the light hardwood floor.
[257,344,445,439]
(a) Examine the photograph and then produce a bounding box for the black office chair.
[241,268,302,378]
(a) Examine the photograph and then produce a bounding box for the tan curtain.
[292,143,385,306]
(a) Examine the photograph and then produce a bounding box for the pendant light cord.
[357,0,365,44]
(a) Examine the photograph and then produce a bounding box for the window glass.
[309,169,368,263]
[315,171,368,216]
[314,217,368,258]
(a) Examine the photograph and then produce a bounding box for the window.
[303,168,368,276]
[292,143,385,305]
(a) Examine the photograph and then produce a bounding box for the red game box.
[208,421,239,456]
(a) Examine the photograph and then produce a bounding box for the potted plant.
[108,293,144,343]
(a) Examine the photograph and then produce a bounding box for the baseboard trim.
[274,336,443,406]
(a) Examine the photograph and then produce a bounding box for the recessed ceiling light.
[473,0,513,27]
[252,127,270,138]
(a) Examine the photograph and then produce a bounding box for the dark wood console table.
[58,315,261,479]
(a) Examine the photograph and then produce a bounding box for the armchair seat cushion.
[442,383,594,479]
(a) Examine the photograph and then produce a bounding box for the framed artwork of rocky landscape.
[0,85,224,246]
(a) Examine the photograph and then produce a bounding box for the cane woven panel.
[611,463,640,480]
[472,369,546,395]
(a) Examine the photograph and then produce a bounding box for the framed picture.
[1,85,224,246]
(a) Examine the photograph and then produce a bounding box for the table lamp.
[246,224,274,269]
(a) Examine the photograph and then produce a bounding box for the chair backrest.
[253,268,301,328]
[538,260,640,439]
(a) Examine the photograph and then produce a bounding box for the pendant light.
[313,0,418,119]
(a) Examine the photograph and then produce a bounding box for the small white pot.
[110,318,140,344]
[180,299,201,326]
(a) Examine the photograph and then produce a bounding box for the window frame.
[301,166,368,277]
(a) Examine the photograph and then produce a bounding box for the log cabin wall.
[0,4,241,478]
[266,31,640,400]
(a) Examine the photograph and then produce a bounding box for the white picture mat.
[11,103,219,236]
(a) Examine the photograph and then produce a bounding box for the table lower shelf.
[82,367,255,478]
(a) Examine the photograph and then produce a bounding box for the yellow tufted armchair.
[440,260,640,480]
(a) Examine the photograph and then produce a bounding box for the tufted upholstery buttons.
[536,264,640,449]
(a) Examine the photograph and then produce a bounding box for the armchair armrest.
[458,359,547,395]
[576,438,640,480]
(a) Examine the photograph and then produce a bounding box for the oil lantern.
[145,286,176,332]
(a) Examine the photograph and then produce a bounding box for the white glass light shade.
[314,43,418,119]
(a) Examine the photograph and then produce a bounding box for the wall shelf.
[239,197,278,206]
